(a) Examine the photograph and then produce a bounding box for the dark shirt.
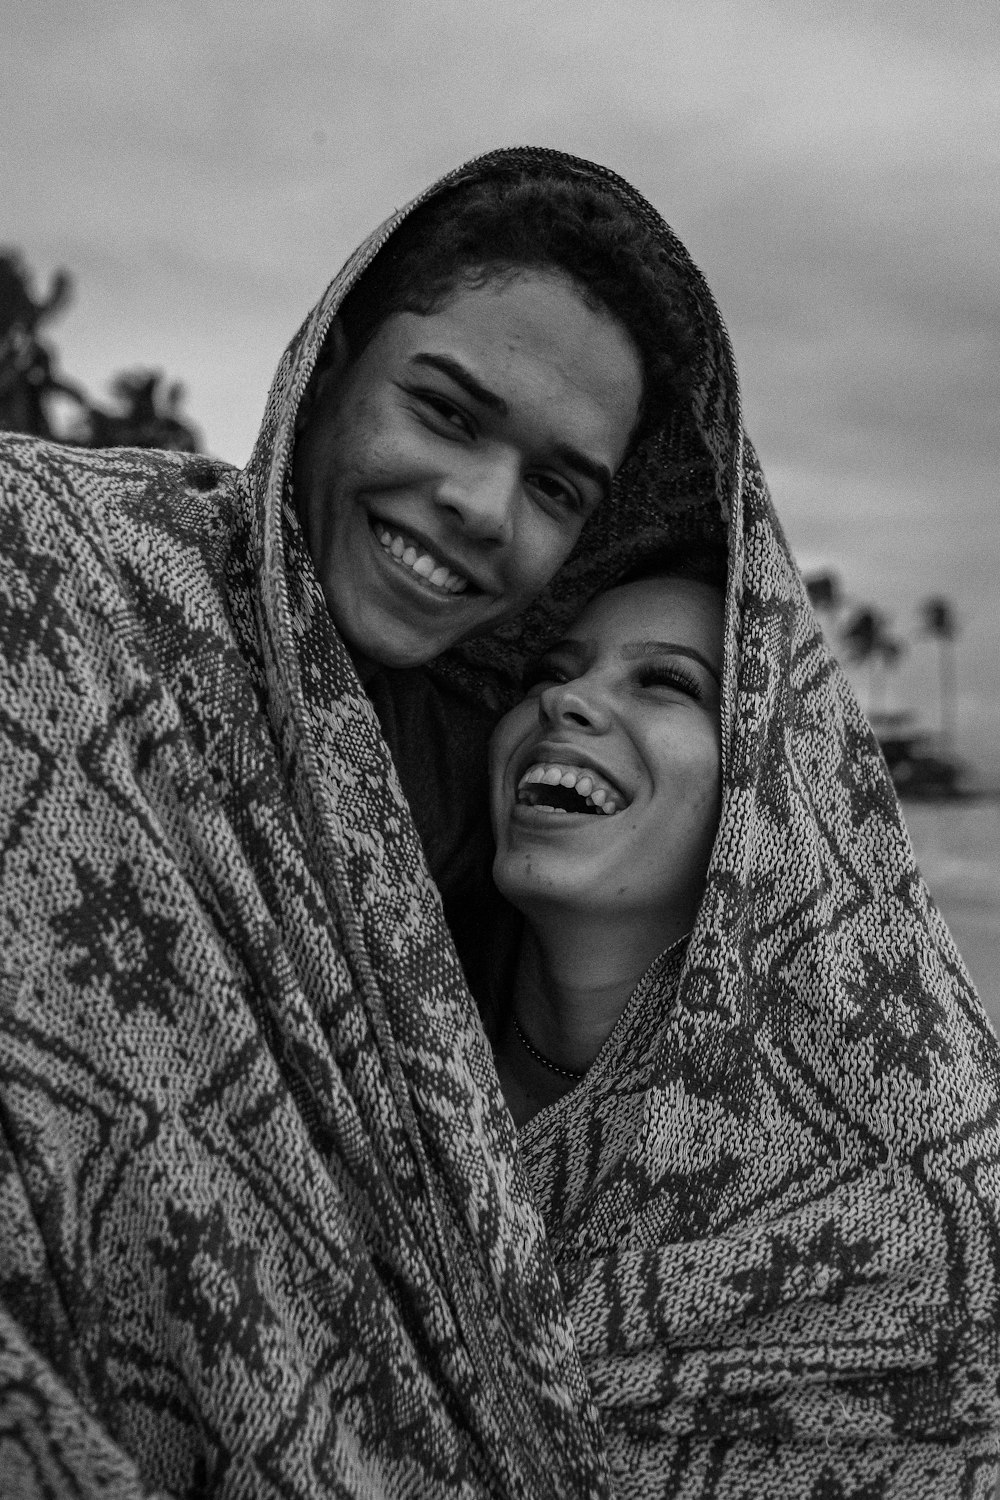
[366,667,509,1010]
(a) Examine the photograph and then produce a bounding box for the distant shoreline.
[900,787,1000,806]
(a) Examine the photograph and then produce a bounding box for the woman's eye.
[636,666,704,701]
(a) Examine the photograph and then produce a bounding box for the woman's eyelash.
[521,661,704,699]
[635,664,703,698]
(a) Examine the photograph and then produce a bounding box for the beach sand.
[903,797,1000,1036]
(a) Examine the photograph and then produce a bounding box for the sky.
[4,0,999,781]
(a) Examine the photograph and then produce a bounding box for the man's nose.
[433,457,518,543]
[538,679,612,733]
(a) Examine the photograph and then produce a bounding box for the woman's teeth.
[374,525,468,594]
[516,762,624,816]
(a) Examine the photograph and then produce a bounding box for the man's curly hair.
[337,171,697,450]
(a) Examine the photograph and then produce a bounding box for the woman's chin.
[493,848,603,917]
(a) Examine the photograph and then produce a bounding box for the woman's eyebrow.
[620,640,721,686]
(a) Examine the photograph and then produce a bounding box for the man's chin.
[338,618,464,676]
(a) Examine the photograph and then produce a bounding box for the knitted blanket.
[1,148,998,1499]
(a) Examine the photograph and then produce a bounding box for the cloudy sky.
[5,0,998,779]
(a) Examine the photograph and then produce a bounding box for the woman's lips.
[515,759,628,816]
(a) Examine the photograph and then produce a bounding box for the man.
[0,149,713,1496]
[292,163,698,954]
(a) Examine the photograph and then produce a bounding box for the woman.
[489,551,725,1125]
[485,546,1000,1496]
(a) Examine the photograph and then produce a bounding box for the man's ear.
[295,317,351,433]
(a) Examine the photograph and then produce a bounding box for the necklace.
[511,1015,587,1081]
[509,933,693,1086]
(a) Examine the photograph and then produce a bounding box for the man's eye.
[417,393,474,436]
[526,473,583,517]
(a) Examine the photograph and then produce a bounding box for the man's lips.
[369,517,484,597]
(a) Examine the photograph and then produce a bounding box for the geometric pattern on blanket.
[521,452,1000,1497]
[2,146,999,1499]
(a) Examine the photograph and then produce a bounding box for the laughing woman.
[489,549,725,1126]
[486,549,1000,1496]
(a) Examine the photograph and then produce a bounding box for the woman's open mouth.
[372,522,470,597]
[515,762,628,817]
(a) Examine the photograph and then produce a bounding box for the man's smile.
[371,519,472,597]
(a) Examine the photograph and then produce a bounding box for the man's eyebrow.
[409,354,509,415]
[620,640,721,685]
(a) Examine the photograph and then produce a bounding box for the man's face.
[294,270,644,672]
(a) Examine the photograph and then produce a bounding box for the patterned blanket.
[2,148,999,1498]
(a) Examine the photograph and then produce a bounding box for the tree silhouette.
[804,570,842,613]
[1,248,201,453]
[0,251,89,439]
[839,606,905,720]
[920,597,959,757]
[79,369,200,452]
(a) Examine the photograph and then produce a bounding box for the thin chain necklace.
[511,1015,588,1081]
[510,931,693,1084]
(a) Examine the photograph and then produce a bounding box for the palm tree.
[804,570,842,613]
[1,250,201,452]
[82,369,201,452]
[0,251,86,439]
[839,606,904,721]
[919,597,959,758]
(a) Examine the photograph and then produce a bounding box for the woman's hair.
[613,540,729,593]
[337,171,698,448]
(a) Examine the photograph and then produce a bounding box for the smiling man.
[295,273,641,675]
[284,165,696,953]
[0,150,708,1498]
[291,165,692,695]
[289,167,692,693]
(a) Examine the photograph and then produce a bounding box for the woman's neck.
[495,907,688,1127]
[515,924,642,1068]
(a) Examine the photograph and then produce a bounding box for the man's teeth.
[516,762,624,815]
[375,526,468,594]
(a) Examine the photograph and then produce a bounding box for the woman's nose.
[537,679,612,732]
[433,457,518,543]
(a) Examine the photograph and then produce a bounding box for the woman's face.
[490,575,724,933]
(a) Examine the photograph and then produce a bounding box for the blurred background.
[3,0,997,1017]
